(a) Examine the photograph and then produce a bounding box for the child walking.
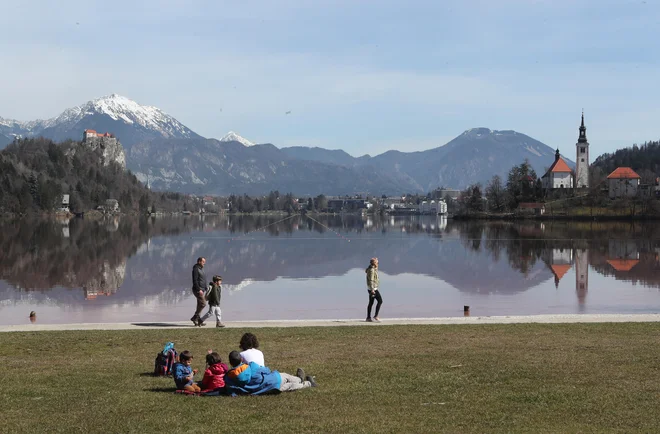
[200,275,225,328]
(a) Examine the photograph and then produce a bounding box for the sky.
[1,0,659,158]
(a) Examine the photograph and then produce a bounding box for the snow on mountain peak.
[220,131,255,147]
[463,127,492,136]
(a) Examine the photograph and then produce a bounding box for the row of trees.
[454,160,544,214]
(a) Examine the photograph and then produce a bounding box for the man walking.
[191,257,207,326]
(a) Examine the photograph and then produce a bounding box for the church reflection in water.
[1,216,659,319]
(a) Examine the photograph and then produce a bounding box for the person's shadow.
[131,322,193,327]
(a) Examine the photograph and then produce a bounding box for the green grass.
[2,324,660,433]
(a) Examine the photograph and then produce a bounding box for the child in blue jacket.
[172,350,200,392]
[225,351,317,396]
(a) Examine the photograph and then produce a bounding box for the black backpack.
[154,343,178,376]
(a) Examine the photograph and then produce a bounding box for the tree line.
[0,137,188,214]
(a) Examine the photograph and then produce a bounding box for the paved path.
[2,313,660,332]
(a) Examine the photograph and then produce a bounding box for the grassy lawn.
[2,323,660,433]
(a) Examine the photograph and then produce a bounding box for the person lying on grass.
[200,351,229,393]
[172,350,200,393]
[225,350,317,396]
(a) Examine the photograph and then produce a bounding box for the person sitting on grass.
[239,332,265,366]
[200,351,229,393]
[225,350,317,396]
[173,350,200,393]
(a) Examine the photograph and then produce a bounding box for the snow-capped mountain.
[0,94,202,149]
[220,131,255,147]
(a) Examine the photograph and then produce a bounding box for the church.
[541,113,590,190]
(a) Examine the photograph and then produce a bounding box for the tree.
[315,194,328,211]
[459,184,484,214]
[485,175,506,212]
[506,160,538,209]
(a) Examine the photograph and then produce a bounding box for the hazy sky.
[1,0,659,157]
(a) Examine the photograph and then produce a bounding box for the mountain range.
[1,94,576,195]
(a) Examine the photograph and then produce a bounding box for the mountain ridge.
[2,94,579,194]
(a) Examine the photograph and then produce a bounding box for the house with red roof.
[607,167,640,199]
[541,149,573,190]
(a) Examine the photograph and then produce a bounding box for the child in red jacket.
[200,351,229,392]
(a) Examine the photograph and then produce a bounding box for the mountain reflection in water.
[1,215,659,325]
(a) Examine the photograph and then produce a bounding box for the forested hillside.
[593,140,660,180]
[0,138,187,214]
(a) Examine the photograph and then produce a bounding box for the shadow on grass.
[139,372,170,377]
[131,322,193,327]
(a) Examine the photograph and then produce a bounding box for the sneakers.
[191,316,199,326]
[305,375,318,388]
[197,320,206,327]
[216,322,225,328]
[366,317,373,322]
[296,368,306,381]
[373,317,380,322]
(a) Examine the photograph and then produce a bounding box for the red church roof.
[542,155,572,178]
[85,129,97,134]
[606,259,639,271]
[607,167,640,180]
[550,264,571,280]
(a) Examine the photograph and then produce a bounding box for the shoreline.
[3,313,660,332]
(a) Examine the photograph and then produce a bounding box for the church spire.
[578,110,587,143]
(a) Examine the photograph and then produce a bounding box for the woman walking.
[365,257,382,322]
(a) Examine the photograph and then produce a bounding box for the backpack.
[154,342,178,376]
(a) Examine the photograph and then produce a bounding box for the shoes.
[305,375,318,388]
[191,316,199,326]
[197,320,206,327]
[216,322,225,328]
[366,317,373,322]
[296,368,306,381]
[373,317,380,322]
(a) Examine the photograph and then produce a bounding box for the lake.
[1,215,659,325]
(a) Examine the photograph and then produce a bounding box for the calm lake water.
[1,215,659,325]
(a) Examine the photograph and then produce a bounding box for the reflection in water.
[1,216,659,324]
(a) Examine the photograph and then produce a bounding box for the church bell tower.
[575,111,590,188]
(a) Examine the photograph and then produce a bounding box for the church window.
[581,158,584,162]
[580,147,585,153]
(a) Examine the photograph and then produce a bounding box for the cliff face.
[82,136,127,169]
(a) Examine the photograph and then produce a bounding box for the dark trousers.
[192,291,207,318]
[367,290,383,318]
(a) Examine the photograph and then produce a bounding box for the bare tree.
[485,175,506,212]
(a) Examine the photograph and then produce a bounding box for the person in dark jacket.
[191,257,207,326]
[199,275,224,327]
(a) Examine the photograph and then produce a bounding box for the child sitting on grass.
[172,350,200,392]
[200,351,229,392]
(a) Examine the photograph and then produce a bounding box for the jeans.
[367,288,382,318]
[201,305,222,323]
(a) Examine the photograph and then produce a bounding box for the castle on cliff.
[81,129,126,168]
[83,129,116,143]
